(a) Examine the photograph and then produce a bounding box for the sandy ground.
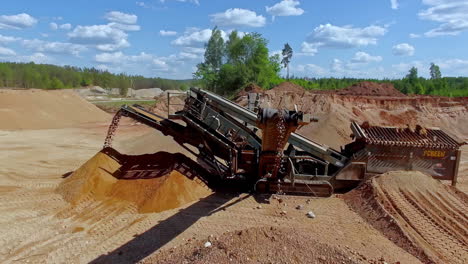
[0,124,428,264]
[0,87,466,263]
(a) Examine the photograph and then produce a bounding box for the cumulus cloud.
[68,24,130,51]
[210,8,266,28]
[172,28,219,47]
[0,34,20,44]
[299,42,319,56]
[0,13,37,29]
[94,51,177,76]
[104,11,138,25]
[392,43,415,56]
[266,0,304,17]
[107,22,141,32]
[50,22,58,30]
[351,51,383,63]
[304,24,387,54]
[0,46,16,56]
[295,64,327,76]
[59,23,72,30]
[409,33,421,38]
[160,30,178,36]
[390,0,399,10]
[50,22,72,31]
[419,0,468,37]
[22,39,87,56]
[182,47,205,54]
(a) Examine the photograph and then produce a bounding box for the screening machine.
[103,88,463,196]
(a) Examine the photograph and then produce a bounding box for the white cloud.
[94,51,175,75]
[0,34,20,44]
[172,28,218,47]
[178,51,200,60]
[295,64,327,76]
[160,0,200,5]
[0,46,16,56]
[392,43,415,56]
[0,13,37,29]
[59,23,72,30]
[210,8,266,28]
[50,22,58,30]
[351,51,383,63]
[104,11,138,25]
[409,33,421,38]
[160,30,178,36]
[50,22,72,31]
[266,0,304,17]
[22,39,87,56]
[390,0,399,10]
[391,61,425,75]
[6,52,54,64]
[182,47,205,54]
[136,1,151,8]
[299,42,319,56]
[419,0,468,37]
[68,24,130,51]
[108,22,141,32]
[305,24,387,52]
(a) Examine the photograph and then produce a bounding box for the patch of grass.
[93,100,157,113]
[93,100,156,107]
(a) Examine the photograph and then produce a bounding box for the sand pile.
[0,89,109,129]
[344,171,468,264]
[235,83,263,98]
[150,94,185,117]
[271,81,306,94]
[57,148,212,213]
[337,81,405,97]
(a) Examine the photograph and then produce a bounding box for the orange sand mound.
[0,89,109,130]
[57,150,212,213]
[344,171,468,264]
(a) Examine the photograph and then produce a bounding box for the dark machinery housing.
[103,88,464,197]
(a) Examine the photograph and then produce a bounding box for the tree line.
[0,62,193,91]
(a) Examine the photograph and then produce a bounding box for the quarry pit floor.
[0,122,466,264]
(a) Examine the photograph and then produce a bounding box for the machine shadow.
[90,192,242,264]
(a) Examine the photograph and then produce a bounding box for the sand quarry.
[0,84,467,263]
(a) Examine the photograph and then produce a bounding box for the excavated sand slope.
[237,84,468,148]
[0,89,109,129]
[57,149,212,213]
[345,171,468,264]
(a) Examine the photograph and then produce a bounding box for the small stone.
[256,205,262,209]
[296,205,303,210]
[204,241,212,248]
[280,210,287,215]
[306,211,316,218]
[318,255,326,261]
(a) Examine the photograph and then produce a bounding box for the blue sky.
[0,0,467,79]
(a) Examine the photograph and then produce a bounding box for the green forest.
[0,62,193,91]
[0,28,467,97]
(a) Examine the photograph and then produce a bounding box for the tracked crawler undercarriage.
[103,88,464,197]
